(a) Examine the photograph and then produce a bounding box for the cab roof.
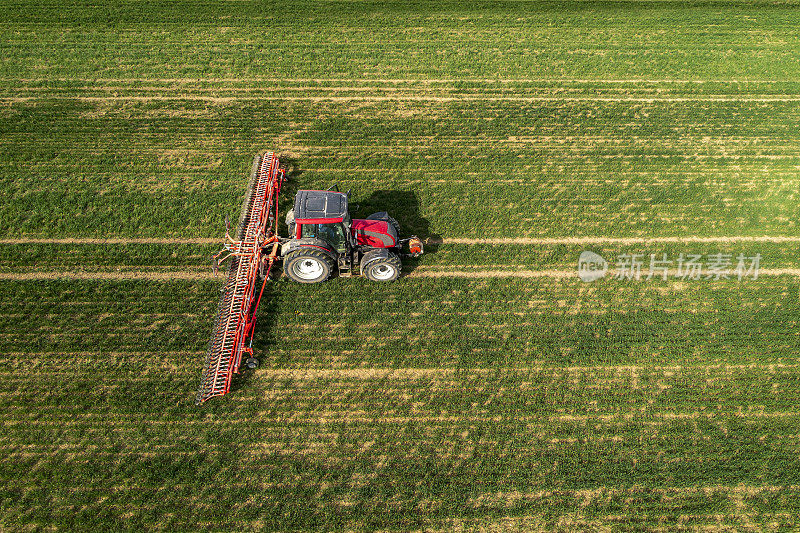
[294,190,348,224]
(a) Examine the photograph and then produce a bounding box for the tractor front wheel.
[284,250,334,283]
[363,253,402,282]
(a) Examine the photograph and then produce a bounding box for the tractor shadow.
[276,153,305,216]
[352,190,440,274]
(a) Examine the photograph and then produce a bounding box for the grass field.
[2,1,800,530]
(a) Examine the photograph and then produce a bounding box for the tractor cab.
[289,189,351,253]
[281,188,422,283]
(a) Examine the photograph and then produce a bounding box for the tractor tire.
[284,249,334,283]
[363,252,402,282]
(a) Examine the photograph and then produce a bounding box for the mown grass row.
[2,277,800,529]
[12,79,800,98]
[2,1,800,80]
[6,98,800,152]
[4,420,800,531]
[7,358,800,421]
[1,96,799,238]
[261,277,800,369]
[3,170,795,238]
[1,277,797,366]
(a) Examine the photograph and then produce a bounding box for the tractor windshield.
[301,223,347,252]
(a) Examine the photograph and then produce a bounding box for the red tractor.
[282,187,423,283]
[197,153,424,403]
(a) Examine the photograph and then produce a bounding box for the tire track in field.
[6,95,800,103]
[9,85,800,98]
[3,360,795,373]
[6,411,800,427]
[408,268,800,278]
[69,411,794,425]
[3,77,794,83]
[237,364,800,379]
[0,268,797,281]
[407,269,574,278]
[0,271,219,280]
[429,236,800,245]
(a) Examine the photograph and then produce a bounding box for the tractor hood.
[351,219,397,247]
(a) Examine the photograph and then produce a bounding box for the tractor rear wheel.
[363,253,402,282]
[284,249,334,283]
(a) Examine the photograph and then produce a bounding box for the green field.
[2,1,800,530]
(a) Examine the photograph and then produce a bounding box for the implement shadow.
[226,280,281,396]
[352,190,440,274]
[276,153,305,216]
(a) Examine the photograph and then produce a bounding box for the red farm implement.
[196,152,423,403]
[195,153,285,404]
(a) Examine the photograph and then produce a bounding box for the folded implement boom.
[195,153,286,404]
